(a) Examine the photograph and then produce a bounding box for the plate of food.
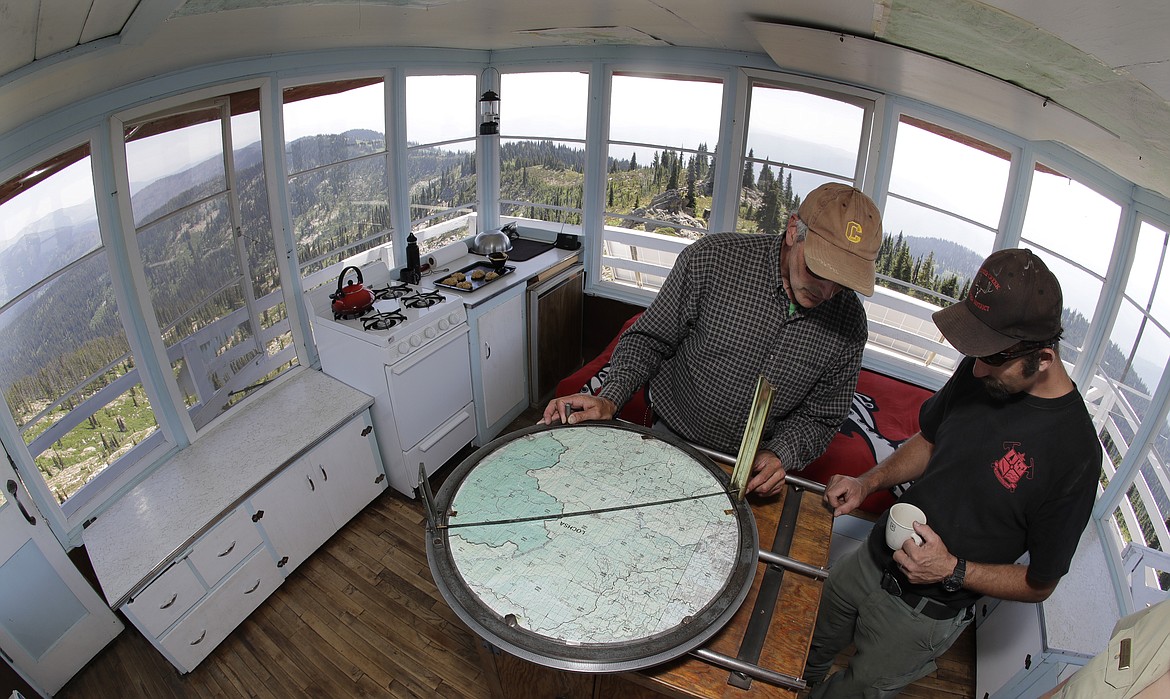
[434,262,515,292]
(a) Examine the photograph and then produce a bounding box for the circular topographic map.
[426,422,758,673]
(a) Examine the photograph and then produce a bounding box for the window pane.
[0,158,101,307]
[232,110,281,300]
[407,74,476,146]
[610,75,722,147]
[407,141,475,228]
[740,84,866,235]
[878,197,994,300]
[290,157,392,274]
[125,120,227,228]
[602,74,722,289]
[282,82,393,273]
[888,118,1010,228]
[746,85,863,180]
[0,155,159,506]
[501,138,584,225]
[1022,166,1120,276]
[1127,221,1166,309]
[501,71,588,139]
[498,71,589,228]
[1028,248,1100,358]
[283,81,385,175]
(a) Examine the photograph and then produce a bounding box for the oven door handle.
[418,409,474,453]
[389,324,468,376]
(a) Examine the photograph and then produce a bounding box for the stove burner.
[334,306,374,321]
[369,282,413,300]
[361,309,407,330]
[402,290,445,308]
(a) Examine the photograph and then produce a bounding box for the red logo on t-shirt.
[994,443,1033,492]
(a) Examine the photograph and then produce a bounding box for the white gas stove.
[308,262,477,498]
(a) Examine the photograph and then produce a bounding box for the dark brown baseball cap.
[932,248,1063,357]
[799,183,883,296]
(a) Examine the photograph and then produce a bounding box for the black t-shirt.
[867,357,1102,608]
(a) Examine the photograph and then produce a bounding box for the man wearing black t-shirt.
[803,249,1102,698]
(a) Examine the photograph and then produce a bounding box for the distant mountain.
[900,235,984,281]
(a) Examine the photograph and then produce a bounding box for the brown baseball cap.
[798,183,883,296]
[932,248,1063,357]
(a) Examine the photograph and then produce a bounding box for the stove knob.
[397,341,410,355]
[448,312,461,325]
[424,326,436,339]
[438,318,450,331]
[410,335,422,347]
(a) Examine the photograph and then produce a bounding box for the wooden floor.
[59,409,975,699]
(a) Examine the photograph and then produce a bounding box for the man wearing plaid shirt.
[542,183,883,497]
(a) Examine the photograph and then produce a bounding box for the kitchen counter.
[83,368,374,607]
[419,241,580,308]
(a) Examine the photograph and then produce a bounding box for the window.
[1020,164,1121,366]
[283,79,393,276]
[739,83,868,234]
[1095,219,1170,592]
[873,116,1014,375]
[499,71,588,228]
[601,74,723,292]
[406,74,478,254]
[0,147,161,513]
[124,93,298,432]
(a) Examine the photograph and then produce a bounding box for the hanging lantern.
[479,89,500,135]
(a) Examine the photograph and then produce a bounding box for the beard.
[980,353,1042,401]
[980,377,1013,401]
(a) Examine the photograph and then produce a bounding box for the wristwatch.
[942,558,966,592]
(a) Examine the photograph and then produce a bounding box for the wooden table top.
[627,484,833,699]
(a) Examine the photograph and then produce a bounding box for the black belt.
[879,566,968,621]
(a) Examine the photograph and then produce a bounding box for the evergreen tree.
[629,153,638,171]
[668,151,681,191]
[742,149,756,190]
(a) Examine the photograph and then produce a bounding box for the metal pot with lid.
[470,222,517,255]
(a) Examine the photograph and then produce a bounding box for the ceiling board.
[35,0,91,59]
[981,0,1170,69]
[0,1,40,75]
[80,0,142,44]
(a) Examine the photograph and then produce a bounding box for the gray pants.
[804,544,971,698]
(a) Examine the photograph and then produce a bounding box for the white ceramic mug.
[886,502,927,549]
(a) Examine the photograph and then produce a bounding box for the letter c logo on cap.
[845,221,863,243]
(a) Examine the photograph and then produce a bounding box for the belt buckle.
[880,567,903,597]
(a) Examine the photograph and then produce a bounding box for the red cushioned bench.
[554,314,933,516]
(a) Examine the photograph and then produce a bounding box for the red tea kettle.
[330,266,376,318]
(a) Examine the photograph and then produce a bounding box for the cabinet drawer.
[125,561,204,638]
[160,548,282,673]
[187,507,262,586]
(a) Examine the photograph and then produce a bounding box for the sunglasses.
[976,343,1050,367]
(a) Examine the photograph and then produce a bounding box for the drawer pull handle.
[190,630,207,646]
[217,541,236,558]
[245,579,262,594]
[320,465,328,482]
[159,593,178,610]
[307,475,315,492]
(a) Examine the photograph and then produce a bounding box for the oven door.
[384,325,474,451]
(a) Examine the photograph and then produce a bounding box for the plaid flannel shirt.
[597,232,867,471]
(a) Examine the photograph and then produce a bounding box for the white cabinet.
[468,284,528,443]
[248,413,385,574]
[118,408,385,673]
[158,548,282,672]
[976,526,1119,698]
[122,505,277,673]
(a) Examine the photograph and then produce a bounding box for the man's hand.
[823,474,868,517]
[746,450,787,497]
[892,521,956,585]
[539,394,617,425]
